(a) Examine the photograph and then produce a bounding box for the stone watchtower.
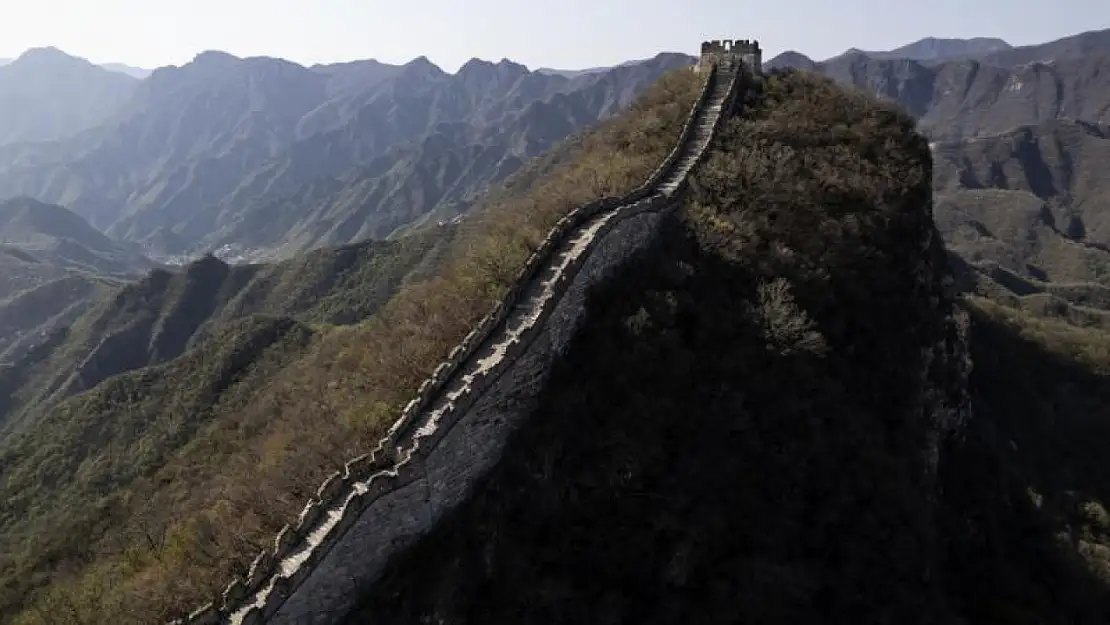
[697,39,762,73]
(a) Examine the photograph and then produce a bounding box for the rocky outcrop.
[168,61,747,625]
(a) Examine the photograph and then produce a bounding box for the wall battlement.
[167,54,748,625]
[698,38,762,72]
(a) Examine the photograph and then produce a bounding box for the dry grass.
[3,68,704,625]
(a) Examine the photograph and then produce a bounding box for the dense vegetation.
[0,67,702,624]
[941,297,1110,623]
[341,71,1110,624]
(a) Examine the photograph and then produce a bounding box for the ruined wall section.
[170,61,742,625]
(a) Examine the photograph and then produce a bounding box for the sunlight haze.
[1,0,1107,71]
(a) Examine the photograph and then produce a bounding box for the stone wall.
[169,60,742,625]
[698,38,762,72]
[263,198,674,624]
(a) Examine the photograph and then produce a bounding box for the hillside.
[0,197,151,278]
[932,119,1110,287]
[0,223,455,436]
[339,70,1110,625]
[769,29,1110,312]
[0,51,695,261]
[0,198,150,364]
[0,47,138,146]
[0,68,705,625]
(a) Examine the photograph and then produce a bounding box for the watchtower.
[697,39,763,73]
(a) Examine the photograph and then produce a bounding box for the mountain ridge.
[0,51,696,262]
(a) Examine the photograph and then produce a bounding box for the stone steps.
[216,64,742,625]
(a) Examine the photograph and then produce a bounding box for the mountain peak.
[192,50,241,66]
[458,57,495,74]
[763,50,816,71]
[401,55,447,79]
[11,46,94,69]
[458,57,528,80]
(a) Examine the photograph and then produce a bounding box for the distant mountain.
[0,51,694,261]
[0,196,144,367]
[763,51,818,72]
[778,28,1110,306]
[0,197,152,277]
[0,47,138,146]
[932,119,1110,288]
[839,37,1012,62]
[774,28,1110,141]
[762,29,1110,307]
[101,62,152,79]
[977,28,1110,67]
[766,37,1012,71]
[534,57,661,79]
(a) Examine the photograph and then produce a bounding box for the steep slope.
[932,119,1110,287]
[0,68,705,625]
[101,62,153,79]
[0,197,148,367]
[340,69,980,625]
[0,47,138,146]
[0,274,117,364]
[0,52,693,260]
[0,226,454,438]
[342,68,1110,625]
[979,28,1110,67]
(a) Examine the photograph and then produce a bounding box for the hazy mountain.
[0,47,138,146]
[0,51,694,261]
[839,37,1013,62]
[101,62,153,79]
[533,57,665,79]
[932,119,1110,289]
[763,50,818,71]
[765,36,1012,72]
[0,197,147,366]
[977,28,1110,67]
[0,197,152,277]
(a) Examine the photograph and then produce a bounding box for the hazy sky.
[1,0,1107,72]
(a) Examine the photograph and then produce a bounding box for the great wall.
[169,40,761,625]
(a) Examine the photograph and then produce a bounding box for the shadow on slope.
[342,70,990,624]
[940,298,1110,623]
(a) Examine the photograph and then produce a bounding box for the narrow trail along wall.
[170,59,746,625]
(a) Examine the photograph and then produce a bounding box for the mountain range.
[0,48,693,265]
[0,53,150,77]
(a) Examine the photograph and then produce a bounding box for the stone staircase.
[172,60,745,625]
[658,66,736,195]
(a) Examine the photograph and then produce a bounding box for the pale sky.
[0,0,1107,72]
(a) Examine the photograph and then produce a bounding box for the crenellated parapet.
[167,54,751,625]
[698,38,762,73]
